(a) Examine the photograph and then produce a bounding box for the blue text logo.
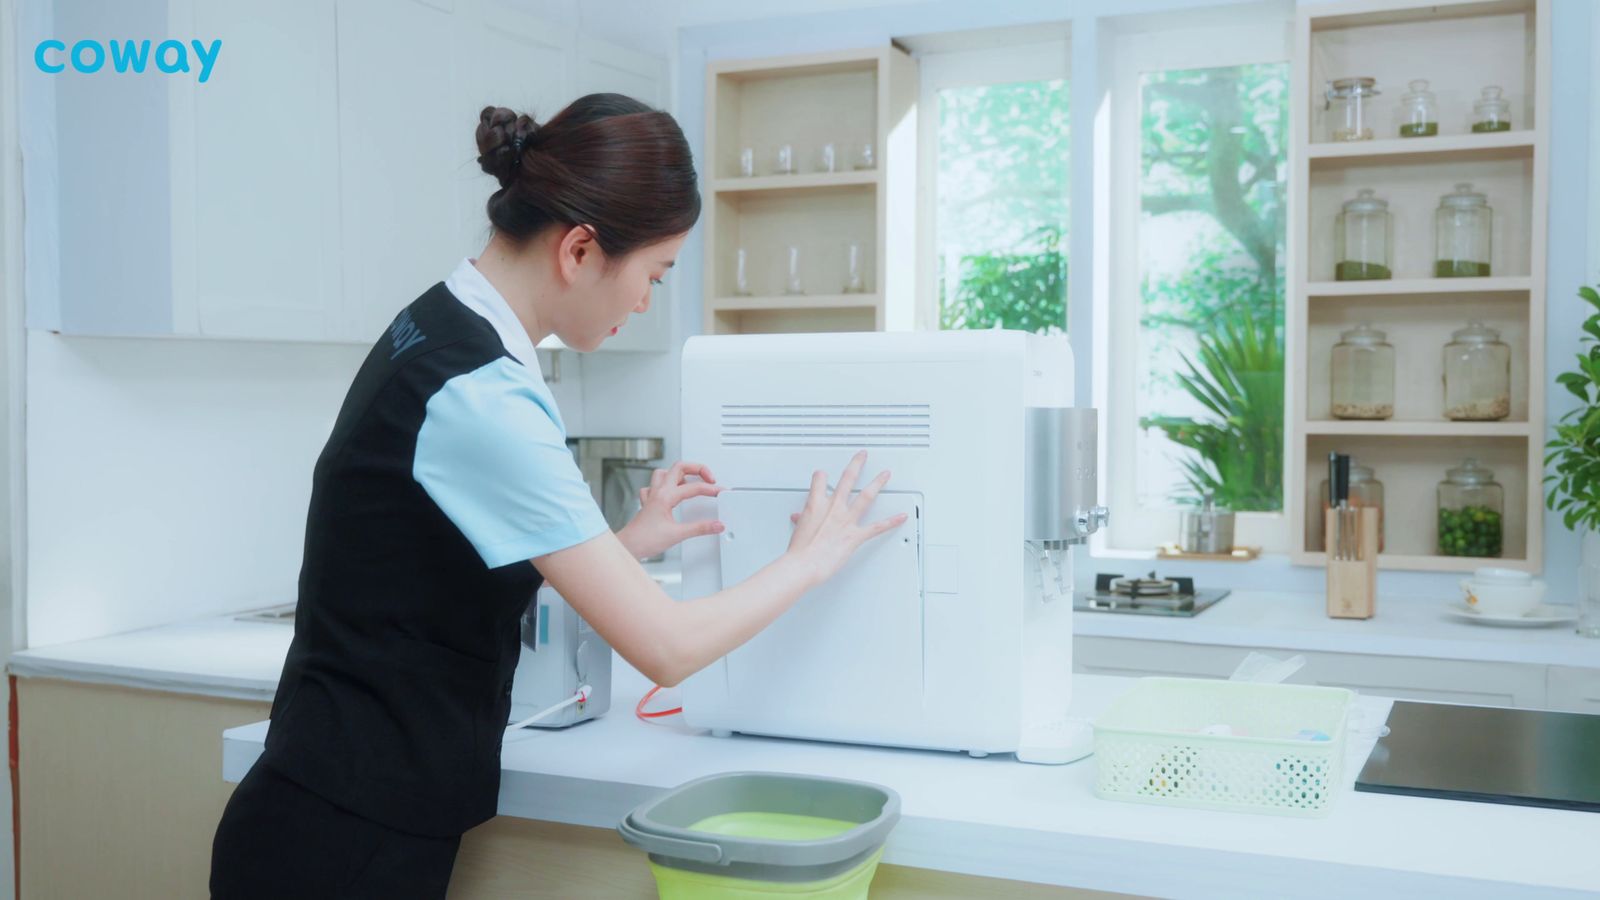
[389,308,427,360]
[35,39,222,83]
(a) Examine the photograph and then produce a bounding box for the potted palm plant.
[1142,311,1285,514]
[1545,282,1600,636]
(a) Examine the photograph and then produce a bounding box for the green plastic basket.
[1093,677,1355,817]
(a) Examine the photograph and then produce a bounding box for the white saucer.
[1444,602,1578,627]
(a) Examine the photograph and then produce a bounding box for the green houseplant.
[1545,282,1600,636]
[1141,311,1285,513]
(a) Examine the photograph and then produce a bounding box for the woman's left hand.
[616,461,725,560]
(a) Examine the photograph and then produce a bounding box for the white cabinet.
[28,0,344,341]
[1075,636,1549,708]
[1547,666,1600,713]
[1296,652,1546,708]
[453,2,576,284]
[26,0,672,350]
[335,0,472,342]
[190,0,342,341]
[569,35,674,353]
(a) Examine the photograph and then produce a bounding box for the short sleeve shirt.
[262,260,607,836]
[417,259,610,566]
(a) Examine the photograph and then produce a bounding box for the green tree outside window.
[1136,64,1288,513]
[936,79,1068,334]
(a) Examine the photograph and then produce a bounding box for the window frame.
[915,40,1071,333]
[1095,18,1293,556]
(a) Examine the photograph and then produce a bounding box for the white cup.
[1459,569,1545,617]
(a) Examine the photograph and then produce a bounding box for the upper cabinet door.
[191,0,342,341]
[453,2,576,265]
[577,35,666,106]
[336,0,466,343]
[574,36,674,353]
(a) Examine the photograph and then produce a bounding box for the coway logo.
[34,39,222,83]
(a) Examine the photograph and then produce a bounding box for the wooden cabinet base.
[15,678,1133,899]
[14,678,271,900]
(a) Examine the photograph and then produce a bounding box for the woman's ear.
[555,224,601,284]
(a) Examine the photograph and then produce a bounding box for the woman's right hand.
[784,450,908,589]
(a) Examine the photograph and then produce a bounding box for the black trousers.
[210,761,462,899]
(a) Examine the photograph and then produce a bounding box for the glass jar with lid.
[1325,77,1379,142]
[1398,79,1438,138]
[1472,86,1512,133]
[1335,189,1392,281]
[1437,459,1503,558]
[1442,321,1511,420]
[1435,182,1493,277]
[1317,463,1385,553]
[1330,323,1395,420]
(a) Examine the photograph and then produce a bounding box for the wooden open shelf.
[707,294,880,313]
[703,46,916,336]
[711,171,880,194]
[1306,130,1535,166]
[1303,420,1533,437]
[1306,276,1532,296]
[1289,0,1548,573]
[1301,433,1533,565]
[1292,551,1534,573]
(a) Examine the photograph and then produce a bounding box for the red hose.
[635,685,682,720]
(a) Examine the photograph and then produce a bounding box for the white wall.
[22,332,597,649]
[1537,0,1594,606]
[23,335,362,645]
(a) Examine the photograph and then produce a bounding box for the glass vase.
[1582,526,1600,638]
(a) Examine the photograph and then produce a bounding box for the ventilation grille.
[720,403,931,448]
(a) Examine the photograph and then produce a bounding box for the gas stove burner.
[1109,572,1180,597]
[1080,572,1227,617]
[1097,571,1195,597]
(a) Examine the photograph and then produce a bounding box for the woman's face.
[556,229,688,352]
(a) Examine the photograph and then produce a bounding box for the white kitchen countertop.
[3,562,685,702]
[8,616,293,702]
[1074,589,1600,669]
[8,573,1595,702]
[221,660,1600,899]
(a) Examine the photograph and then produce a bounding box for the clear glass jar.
[1435,182,1493,277]
[1398,79,1438,138]
[1325,77,1379,142]
[1335,189,1392,280]
[1472,85,1512,133]
[1437,459,1503,557]
[1317,464,1386,553]
[1442,321,1511,420]
[1331,323,1395,419]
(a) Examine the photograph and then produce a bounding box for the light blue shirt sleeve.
[413,358,611,569]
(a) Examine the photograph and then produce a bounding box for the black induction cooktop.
[1355,701,1600,812]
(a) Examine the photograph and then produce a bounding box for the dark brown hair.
[475,94,700,266]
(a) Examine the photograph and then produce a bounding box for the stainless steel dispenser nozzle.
[1024,406,1104,545]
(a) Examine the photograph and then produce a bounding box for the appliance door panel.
[715,489,924,723]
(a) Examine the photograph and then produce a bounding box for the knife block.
[1325,506,1378,619]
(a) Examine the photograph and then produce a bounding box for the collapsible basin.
[618,771,901,899]
[1093,677,1355,817]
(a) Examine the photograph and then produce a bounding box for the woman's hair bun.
[475,106,539,187]
[473,93,702,259]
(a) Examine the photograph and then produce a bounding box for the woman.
[208,94,906,898]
